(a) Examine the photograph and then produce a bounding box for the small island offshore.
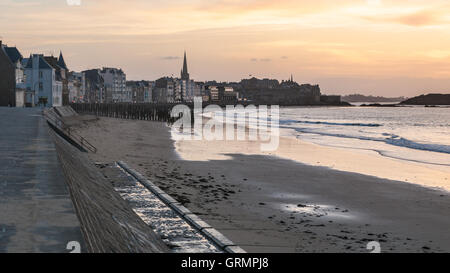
[400,94,450,106]
[344,93,450,107]
[342,94,407,103]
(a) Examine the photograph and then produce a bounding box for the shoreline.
[174,124,450,192]
[70,115,450,253]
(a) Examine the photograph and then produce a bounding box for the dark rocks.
[401,93,450,105]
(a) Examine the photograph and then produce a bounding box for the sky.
[1,0,450,96]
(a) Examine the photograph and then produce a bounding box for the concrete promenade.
[0,107,83,253]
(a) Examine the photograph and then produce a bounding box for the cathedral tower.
[180,51,189,80]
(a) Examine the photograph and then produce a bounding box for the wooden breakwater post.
[69,102,254,125]
[70,103,184,124]
[51,130,169,253]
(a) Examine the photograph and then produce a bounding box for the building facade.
[204,85,238,103]
[153,77,175,103]
[100,67,127,102]
[126,80,152,103]
[24,54,62,107]
[44,55,68,106]
[82,69,106,103]
[57,52,70,105]
[207,85,219,102]
[68,72,84,103]
[0,41,24,107]
[237,77,321,105]
[219,86,239,103]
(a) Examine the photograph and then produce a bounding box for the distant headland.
[353,93,450,107]
[400,93,450,106]
[342,94,407,103]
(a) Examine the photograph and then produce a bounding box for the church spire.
[57,51,68,70]
[181,51,189,80]
[183,51,188,74]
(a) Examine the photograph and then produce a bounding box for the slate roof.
[57,52,68,70]
[24,55,53,70]
[44,56,65,81]
[39,57,53,69]
[4,46,22,64]
[21,58,29,67]
[44,56,62,70]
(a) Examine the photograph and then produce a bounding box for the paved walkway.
[0,107,83,253]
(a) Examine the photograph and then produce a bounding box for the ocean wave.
[288,127,450,155]
[384,136,450,154]
[281,119,382,127]
[296,139,450,166]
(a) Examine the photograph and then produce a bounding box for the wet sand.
[71,116,450,253]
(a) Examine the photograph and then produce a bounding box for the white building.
[24,54,62,107]
[178,79,196,102]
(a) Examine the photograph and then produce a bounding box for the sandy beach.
[68,115,450,253]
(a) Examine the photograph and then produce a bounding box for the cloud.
[395,10,445,26]
[362,9,449,27]
[250,58,272,62]
[196,0,331,14]
[161,56,180,60]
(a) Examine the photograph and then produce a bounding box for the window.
[39,82,43,91]
[39,71,43,78]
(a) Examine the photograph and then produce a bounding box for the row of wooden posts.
[70,103,189,124]
[69,102,256,125]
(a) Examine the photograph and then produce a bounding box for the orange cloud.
[362,8,449,27]
[395,10,446,26]
[195,0,340,14]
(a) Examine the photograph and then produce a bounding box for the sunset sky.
[1,0,450,96]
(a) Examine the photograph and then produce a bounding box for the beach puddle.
[277,203,356,220]
[269,192,311,200]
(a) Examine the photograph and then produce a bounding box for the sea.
[194,103,450,188]
[207,104,450,170]
[278,105,450,170]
